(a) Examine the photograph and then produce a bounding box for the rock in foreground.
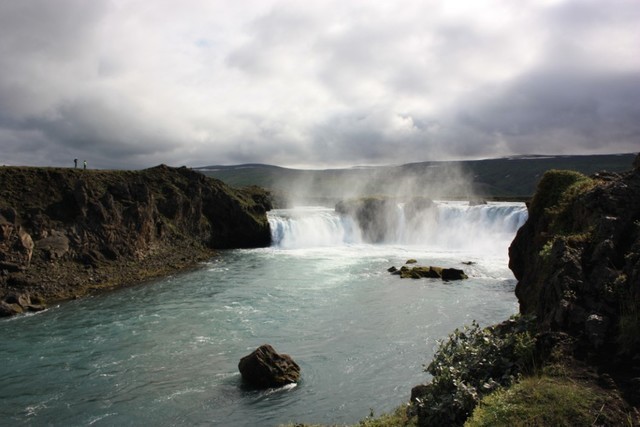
[238,344,301,388]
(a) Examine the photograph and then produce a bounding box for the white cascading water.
[268,202,528,254]
[269,207,362,248]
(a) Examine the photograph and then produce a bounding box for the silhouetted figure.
[83,160,87,170]
[74,158,78,168]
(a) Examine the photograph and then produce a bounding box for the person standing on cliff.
[74,158,78,168]
[83,160,87,170]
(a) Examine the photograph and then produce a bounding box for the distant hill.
[197,153,637,201]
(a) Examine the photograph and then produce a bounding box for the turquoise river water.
[0,202,527,426]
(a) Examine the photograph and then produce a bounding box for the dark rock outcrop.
[335,196,437,243]
[0,165,272,315]
[238,344,301,388]
[410,156,640,427]
[335,197,400,243]
[389,263,468,281]
[509,154,640,358]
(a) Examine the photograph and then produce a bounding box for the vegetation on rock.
[411,316,536,426]
[412,154,640,427]
[510,157,640,361]
[466,375,631,426]
[0,165,272,315]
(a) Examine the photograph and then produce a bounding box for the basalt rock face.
[335,196,437,243]
[336,197,400,243]
[0,165,272,314]
[509,154,640,358]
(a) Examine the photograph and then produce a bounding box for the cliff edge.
[409,155,640,426]
[0,165,272,316]
[506,153,640,416]
[509,154,640,362]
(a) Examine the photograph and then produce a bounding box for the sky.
[0,0,639,170]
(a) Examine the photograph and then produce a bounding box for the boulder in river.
[390,263,468,281]
[238,344,301,388]
[441,268,468,281]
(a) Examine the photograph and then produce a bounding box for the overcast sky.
[1,0,638,169]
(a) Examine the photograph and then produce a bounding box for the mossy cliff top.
[509,156,640,355]
[0,165,272,315]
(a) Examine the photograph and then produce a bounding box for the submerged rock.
[441,268,468,281]
[0,293,46,317]
[238,344,301,388]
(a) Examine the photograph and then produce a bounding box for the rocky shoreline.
[0,165,272,316]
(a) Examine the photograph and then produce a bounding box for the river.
[0,202,527,426]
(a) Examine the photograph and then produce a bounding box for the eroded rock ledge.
[0,165,272,315]
[509,154,640,358]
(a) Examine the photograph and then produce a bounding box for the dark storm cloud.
[0,0,638,169]
[454,71,640,151]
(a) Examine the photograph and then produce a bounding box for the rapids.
[0,202,527,426]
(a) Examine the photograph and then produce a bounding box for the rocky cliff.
[409,155,640,426]
[509,154,640,361]
[0,165,272,316]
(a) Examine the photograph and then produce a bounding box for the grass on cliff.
[529,169,599,234]
[530,169,590,214]
[465,375,634,427]
[280,405,416,427]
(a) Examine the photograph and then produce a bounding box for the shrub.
[413,316,536,426]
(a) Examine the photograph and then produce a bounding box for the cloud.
[0,0,638,169]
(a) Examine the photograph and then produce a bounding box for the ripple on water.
[0,206,523,426]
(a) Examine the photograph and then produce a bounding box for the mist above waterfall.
[274,162,476,206]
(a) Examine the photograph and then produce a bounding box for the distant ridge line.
[196,153,638,199]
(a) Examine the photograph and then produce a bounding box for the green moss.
[527,170,591,216]
[465,376,631,427]
[529,170,598,254]
[538,239,555,260]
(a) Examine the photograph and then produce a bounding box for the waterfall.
[268,207,362,249]
[268,202,528,252]
[420,202,528,252]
